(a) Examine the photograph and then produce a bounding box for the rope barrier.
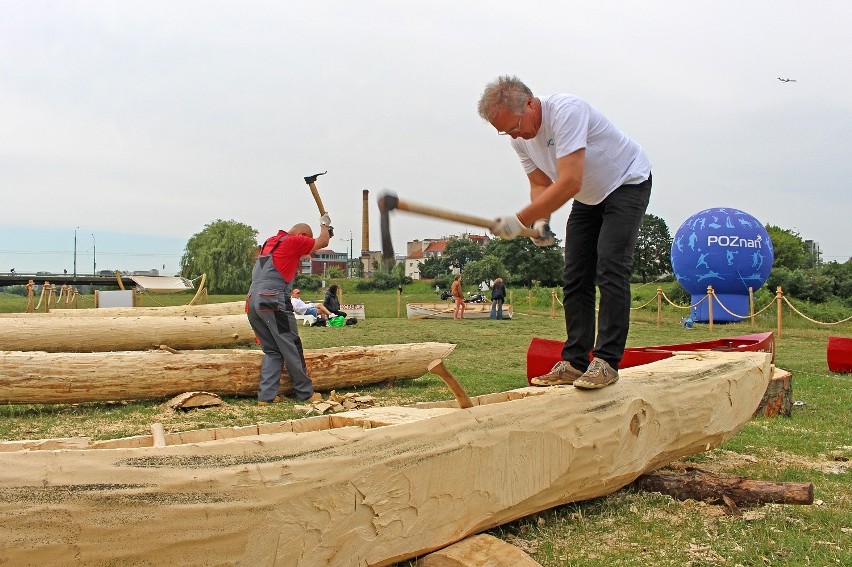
[781,296,852,326]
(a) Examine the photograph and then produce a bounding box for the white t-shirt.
[511,94,651,205]
[291,296,309,315]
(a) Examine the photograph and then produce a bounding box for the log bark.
[0,342,456,404]
[634,466,814,506]
[416,534,542,566]
[0,314,256,352]
[0,351,772,567]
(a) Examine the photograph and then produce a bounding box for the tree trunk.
[634,466,814,506]
[0,342,456,404]
[0,351,772,567]
[0,314,256,352]
[0,301,245,318]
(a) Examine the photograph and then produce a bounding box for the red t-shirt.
[260,230,315,282]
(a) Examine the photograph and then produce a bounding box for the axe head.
[304,171,327,185]
[377,192,399,264]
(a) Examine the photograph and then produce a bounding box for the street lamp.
[340,232,354,277]
[92,234,96,275]
[73,227,80,280]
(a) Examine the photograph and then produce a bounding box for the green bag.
[328,315,345,327]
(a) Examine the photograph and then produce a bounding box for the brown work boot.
[257,395,282,407]
[573,358,619,389]
[530,360,584,386]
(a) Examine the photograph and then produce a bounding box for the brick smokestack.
[361,189,370,255]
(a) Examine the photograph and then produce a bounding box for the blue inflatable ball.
[670,208,774,323]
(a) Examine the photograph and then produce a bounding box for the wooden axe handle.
[394,198,539,238]
[428,359,474,409]
[307,182,328,216]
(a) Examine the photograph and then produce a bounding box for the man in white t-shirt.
[291,288,332,320]
[477,75,652,390]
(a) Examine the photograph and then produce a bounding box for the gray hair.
[477,75,533,121]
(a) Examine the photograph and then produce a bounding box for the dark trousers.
[561,176,652,371]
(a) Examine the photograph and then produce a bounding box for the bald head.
[289,223,314,237]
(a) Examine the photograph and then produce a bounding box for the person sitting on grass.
[291,288,332,320]
[323,284,347,318]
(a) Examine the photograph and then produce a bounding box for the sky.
[2,1,850,276]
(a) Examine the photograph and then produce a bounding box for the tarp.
[130,276,195,294]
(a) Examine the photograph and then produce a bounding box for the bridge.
[0,272,137,288]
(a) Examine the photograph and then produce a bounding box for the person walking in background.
[323,284,347,318]
[246,216,331,405]
[489,277,507,320]
[451,274,465,320]
[478,75,651,389]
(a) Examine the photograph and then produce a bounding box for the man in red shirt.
[246,217,331,404]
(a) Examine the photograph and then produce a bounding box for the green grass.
[0,282,850,566]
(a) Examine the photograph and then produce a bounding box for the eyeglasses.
[498,114,523,136]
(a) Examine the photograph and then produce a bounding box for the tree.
[633,214,673,283]
[765,225,807,271]
[483,237,563,287]
[461,256,507,288]
[418,255,449,279]
[443,238,483,270]
[180,219,258,294]
[323,266,345,279]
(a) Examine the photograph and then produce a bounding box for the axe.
[377,192,548,262]
[304,171,333,236]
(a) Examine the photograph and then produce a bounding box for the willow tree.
[180,219,258,294]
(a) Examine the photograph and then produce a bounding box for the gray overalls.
[246,234,314,402]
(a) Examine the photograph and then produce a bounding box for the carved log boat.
[526,331,775,382]
[827,335,852,373]
[0,351,773,567]
[406,302,513,319]
[0,342,455,404]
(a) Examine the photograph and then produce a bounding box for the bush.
[293,274,323,292]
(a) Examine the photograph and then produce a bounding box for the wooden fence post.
[749,287,755,327]
[776,286,784,338]
[707,285,714,332]
[656,287,663,327]
[551,289,556,319]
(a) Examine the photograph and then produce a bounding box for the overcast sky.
[2,1,850,276]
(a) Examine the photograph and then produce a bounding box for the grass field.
[1,280,850,565]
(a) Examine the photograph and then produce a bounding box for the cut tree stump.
[415,534,542,566]
[634,466,814,506]
[753,366,792,418]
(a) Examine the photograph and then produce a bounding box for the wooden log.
[634,466,814,506]
[0,314,256,352]
[0,342,456,404]
[0,351,772,567]
[416,534,542,566]
[753,366,793,417]
[0,301,246,318]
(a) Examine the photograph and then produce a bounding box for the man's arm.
[517,149,585,225]
[311,223,331,252]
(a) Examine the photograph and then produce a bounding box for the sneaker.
[573,358,619,389]
[257,395,282,406]
[530,360,584,386]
